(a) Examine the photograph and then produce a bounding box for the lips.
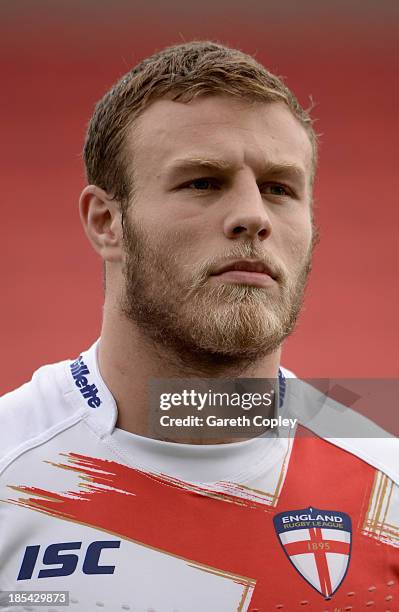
[211,259,276,279]
[209,259,278,289]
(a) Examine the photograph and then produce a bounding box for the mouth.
[210,259,277,288]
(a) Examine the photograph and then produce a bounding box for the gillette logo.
[70,356,102,408]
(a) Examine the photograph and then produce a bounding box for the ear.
[79,185,123,263]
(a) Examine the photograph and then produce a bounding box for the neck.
[98,305,282,443]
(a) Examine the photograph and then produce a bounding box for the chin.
[188,324,285,357]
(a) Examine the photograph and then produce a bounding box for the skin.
[79,96,315,443]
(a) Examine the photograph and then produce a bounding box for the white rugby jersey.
[0,341,398,611]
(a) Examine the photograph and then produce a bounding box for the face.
[120,96,316,366]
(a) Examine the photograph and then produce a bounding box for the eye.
[261,183,293,197]
[184,178,220,191]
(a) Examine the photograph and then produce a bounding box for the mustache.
[183,244,286,288]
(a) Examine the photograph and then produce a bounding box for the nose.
[223,181,272,242]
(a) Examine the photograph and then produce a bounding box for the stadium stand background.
[1,0,398,393]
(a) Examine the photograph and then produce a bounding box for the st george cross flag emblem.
[273,506,352,599]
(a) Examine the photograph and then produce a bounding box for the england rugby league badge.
[273,506,352,599]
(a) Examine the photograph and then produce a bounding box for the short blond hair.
[84,41,317,207]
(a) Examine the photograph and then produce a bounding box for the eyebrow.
[164,157,306,183]
[165,157,233,174]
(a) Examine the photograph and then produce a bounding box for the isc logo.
[17,540,121,580]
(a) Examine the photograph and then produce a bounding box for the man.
[0,41,397,611]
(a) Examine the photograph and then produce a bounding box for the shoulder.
[0,356,88,472]
[281,371,399,487]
